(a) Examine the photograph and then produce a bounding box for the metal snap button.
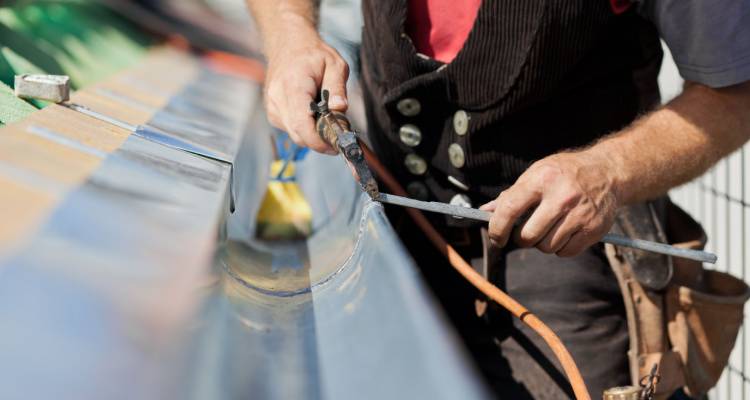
[453,110,469,136]
[449,194,472,219]
[396,98,421,117]
[404,153,428,175]
[448,143,465,168]
[406,181,429,200]
[449,193,472,208]
[399,124,422,147]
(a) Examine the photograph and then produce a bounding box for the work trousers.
[386,206,630,399]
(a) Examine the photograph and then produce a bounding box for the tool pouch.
[606,199,750,399]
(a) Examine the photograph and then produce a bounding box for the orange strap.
[361,144,592,400]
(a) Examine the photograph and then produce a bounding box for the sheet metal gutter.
[0,65,488,399]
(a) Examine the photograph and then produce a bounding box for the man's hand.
[480,80,750,257]
[246,0,349,154]
[264,28,349,154]
[480,151,620,257]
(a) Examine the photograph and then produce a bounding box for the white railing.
[664,43,750,400]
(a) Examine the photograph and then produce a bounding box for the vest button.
[404,153,427,175]
[397,98,421,117]
[448,143,465,168]
[453,110,469,136]
[406,181,429,200]
[399,124,422,147]
[449,194,472,219]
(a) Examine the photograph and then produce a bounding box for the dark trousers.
[386,206,630,399]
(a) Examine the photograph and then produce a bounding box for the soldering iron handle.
[311,89,351,151]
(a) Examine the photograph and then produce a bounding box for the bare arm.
[604,81,750,204]
[482,81,750,256]
[246,0,349,153]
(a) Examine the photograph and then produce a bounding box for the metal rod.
[378,193,492,222]
[64,103,137,131]
[599,234,717,264]
[376,193,718,264]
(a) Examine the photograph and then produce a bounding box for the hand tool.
[310,90,379,199]
[378,193,717,263]
[312,91,717,264]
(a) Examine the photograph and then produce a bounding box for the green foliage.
[0,1,154,125]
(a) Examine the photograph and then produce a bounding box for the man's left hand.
[480,151,620,257]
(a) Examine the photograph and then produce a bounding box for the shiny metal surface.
[448,143,465,168]
[406,181,429,200]
[377,195,717,264]
[0,65,489,399]
[601,234,717,264]
[378,193,490,222]
[398,124,422,147]
[396,98,421,117]
[404,153,427,175]
[453,110,469,136]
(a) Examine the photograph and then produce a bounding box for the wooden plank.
[0,176,56,255]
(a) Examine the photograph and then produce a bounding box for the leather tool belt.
[606,198,750,399]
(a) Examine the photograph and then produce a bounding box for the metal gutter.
[0,63,488,399]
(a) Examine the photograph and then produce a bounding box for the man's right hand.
[264,26,350,154]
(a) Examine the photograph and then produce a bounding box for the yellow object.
[255,160,312,240]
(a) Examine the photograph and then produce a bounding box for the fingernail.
[330,95,347,108]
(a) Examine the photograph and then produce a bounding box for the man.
[246,0,750,398]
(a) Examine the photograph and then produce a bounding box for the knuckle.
[558,189,582,210]
[579,222,601,238]
[327,46,344,60]
[498,198,518,218]
[536,163,562,186]
[341,61,350,75]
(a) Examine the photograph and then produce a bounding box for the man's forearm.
[481,80,750,255]
[245,0,350,153]
[590,81,750,205]
[246,0,320,57]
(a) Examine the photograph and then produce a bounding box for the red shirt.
[406,0,482,64]
[405,1,633,63]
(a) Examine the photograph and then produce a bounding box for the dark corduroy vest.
[360,0,663,212]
